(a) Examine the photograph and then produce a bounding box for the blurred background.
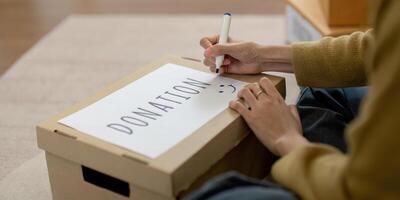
[0,0,285,76]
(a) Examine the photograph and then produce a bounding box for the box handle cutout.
[82,166,130,197]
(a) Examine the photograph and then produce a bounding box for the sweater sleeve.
[292,30,374,88]
[272,0,400,199]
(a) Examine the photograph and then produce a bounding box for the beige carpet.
[0,14,298,199]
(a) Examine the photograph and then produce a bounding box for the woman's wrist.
[256,45,294,73]
[274,133,309,156]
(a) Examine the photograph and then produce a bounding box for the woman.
[187,0,400,199]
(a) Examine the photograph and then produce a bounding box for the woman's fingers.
[237,88,258,108]
[200,35,219,49]
[259,77,280,98]
[223,58,231,65]
[203,59,216,72]
[208,43,237,57]
[220,66,229,74]
[203,54,232,73]
[200,38,212,49]
[229,100,249,116]
[209,42,258,60]
[204,48,232,63]
[289,105,300,122]
[203,58,214,66]
[206,43,244,59]
[201,37,263,75]
[247,83,266,100]
[200,35,237,49]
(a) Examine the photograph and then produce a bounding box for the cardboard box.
[37,55,286,200]
[286,0,369,43]
[320,0,367,26]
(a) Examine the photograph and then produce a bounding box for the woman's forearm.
[256,45,294,73]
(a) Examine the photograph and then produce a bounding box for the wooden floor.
[0,0,285,76]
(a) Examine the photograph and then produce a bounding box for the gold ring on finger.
[255,90,265,99]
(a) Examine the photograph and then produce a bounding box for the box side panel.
[171,116,249,195]
[46,152,128,200]
[178,133,274,198]
[37,127,173,197]
[46,152,174,200]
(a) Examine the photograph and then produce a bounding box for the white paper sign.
[59,63,248,158]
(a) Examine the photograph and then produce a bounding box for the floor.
[0,0,285,76]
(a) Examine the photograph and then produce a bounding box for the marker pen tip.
[215,68,220,74]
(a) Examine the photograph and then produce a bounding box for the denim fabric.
[297,87,367,152]
[184,171,298,200]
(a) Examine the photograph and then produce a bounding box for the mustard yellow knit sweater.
[271,0,400,199]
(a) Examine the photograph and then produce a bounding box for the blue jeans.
[297,87,367,152]
[184,171,298,200]
[185,87,367,200]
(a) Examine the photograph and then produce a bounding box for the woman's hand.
[200,35,294,74]
[229,77,309,156]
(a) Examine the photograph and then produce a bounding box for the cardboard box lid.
[287,0,369,36]
[37,55,285,197]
